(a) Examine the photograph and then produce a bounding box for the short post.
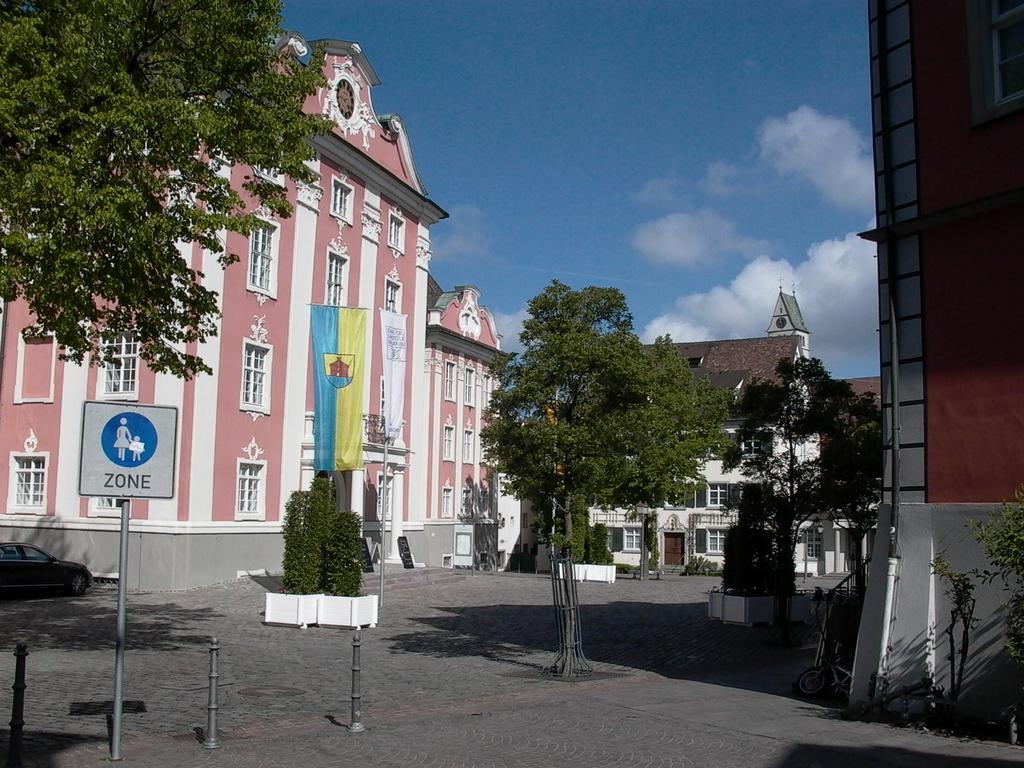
[348,629,364,733]
[7,643,27,768]
[203,638,221,749]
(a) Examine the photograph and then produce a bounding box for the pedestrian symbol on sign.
[101,413,158,468]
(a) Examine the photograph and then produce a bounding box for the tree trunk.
[775,526,795,645]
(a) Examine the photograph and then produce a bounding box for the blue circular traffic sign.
[101,412,158,468]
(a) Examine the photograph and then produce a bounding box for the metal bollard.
[348,629,364,733]
[7,643,28,768]
[203,638,220,749]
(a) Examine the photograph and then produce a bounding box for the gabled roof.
[672,336,801,386]
[780,292,808,332]
[845,376,882,401]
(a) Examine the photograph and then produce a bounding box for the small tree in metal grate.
[547,553,592,678]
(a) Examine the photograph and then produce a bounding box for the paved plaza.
[1,572,1019,767]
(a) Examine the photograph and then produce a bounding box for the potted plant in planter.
[266,477,375,628]
[718,485,776,626]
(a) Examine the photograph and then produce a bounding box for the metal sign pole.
[378,429,389,609]
[110,498,131,761]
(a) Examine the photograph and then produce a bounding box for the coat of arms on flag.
[323,353,355,388]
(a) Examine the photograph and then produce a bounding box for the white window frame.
[464,367,475,406]
[240,340,272,415]
[330,177,354,223]
[707,483,729,509]
[90,497,128,519]
[623,526,642,552]
[441,487,454,519]
[384,278,401,313]
[246,221,278,299]
[252,165,284,186]
[235,459,266,521]
[8,453,48,515]
[444,362,456,401]
[13,334,57,403]
[707,528,727,554]
[443,425,455,461]
[376,471,396,523]
[100,332,140,401]
[461,487,473,515]
[388,212,404,253]
[804,527,824,560]
[463,429,474,463]
[968,0,1024,122]
[325,250,348,307]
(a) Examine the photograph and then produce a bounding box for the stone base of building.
[0,519,284,591]
[851,502,1017,722]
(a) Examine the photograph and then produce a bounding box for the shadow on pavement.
[388,596,819,697]
[0,729,108,768]
[0,590,222,652]
[768,741,1019,767]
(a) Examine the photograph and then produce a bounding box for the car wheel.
[66,572,88,596]
[797,667,827,697]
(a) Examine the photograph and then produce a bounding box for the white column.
[388,466,406,561]
[407,226,430,530]
[55,360,89,519]
[278,174,320,514]
[350,468,365,520]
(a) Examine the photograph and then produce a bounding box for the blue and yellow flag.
[311,306,366,471]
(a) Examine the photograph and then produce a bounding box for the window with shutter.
[696,486,708,508]
[695,529,708,554]
[611,526,624,552]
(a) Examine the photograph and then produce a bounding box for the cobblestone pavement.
[1,573,1020,767]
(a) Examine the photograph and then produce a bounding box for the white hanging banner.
[379,309,407,440]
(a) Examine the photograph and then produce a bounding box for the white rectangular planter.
[722,594,775,626]
[719,594,814,626]
[264,593,324,628]
[318,594,379,629]
[587,564,616,583]
[707,591,724,620]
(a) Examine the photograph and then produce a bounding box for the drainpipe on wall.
[873,3,904,701]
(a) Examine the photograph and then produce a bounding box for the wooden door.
[663,532,685,566]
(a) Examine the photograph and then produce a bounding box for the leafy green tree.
[725,357,863,639]
[818,396,882,596]
[0,0,329,378]
[973,489,1024,668]
[589,523,614,565]
[481,280,729,554]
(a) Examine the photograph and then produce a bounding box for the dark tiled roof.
[780,292,809,332]
[673,336,801,386]
[845,376,881,400]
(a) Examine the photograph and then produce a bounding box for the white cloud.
[642,231,878,374]
[631,176,688,208]
[631,209,769,267]
[698,161,740,197]
[431,204,490,261]
[490,306,529,353]
[757,105,874,213]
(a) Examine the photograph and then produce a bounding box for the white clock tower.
[766,291,810,357]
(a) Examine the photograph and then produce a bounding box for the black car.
[0,543,92,595]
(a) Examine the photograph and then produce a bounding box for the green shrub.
[589,523,614,565]
[615,563,634,575]
[683,556,720,576]
[973,488,1024,666]
[282,476,362,596]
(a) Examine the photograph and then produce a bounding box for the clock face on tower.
[336,80,355,120]
[775,317,787,329]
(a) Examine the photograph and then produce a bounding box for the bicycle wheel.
[797,667,828,696]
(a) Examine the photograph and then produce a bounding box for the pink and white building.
[0,36,456,589]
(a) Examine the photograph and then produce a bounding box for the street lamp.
[637,503,649,582]
[365,415,392,609]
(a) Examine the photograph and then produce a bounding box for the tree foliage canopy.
[724,356,877,607]
[481,280,729,550]
[0,0,329,377]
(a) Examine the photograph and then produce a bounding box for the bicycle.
[797,654,852,698]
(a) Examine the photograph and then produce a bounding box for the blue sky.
[284,1,878,378]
